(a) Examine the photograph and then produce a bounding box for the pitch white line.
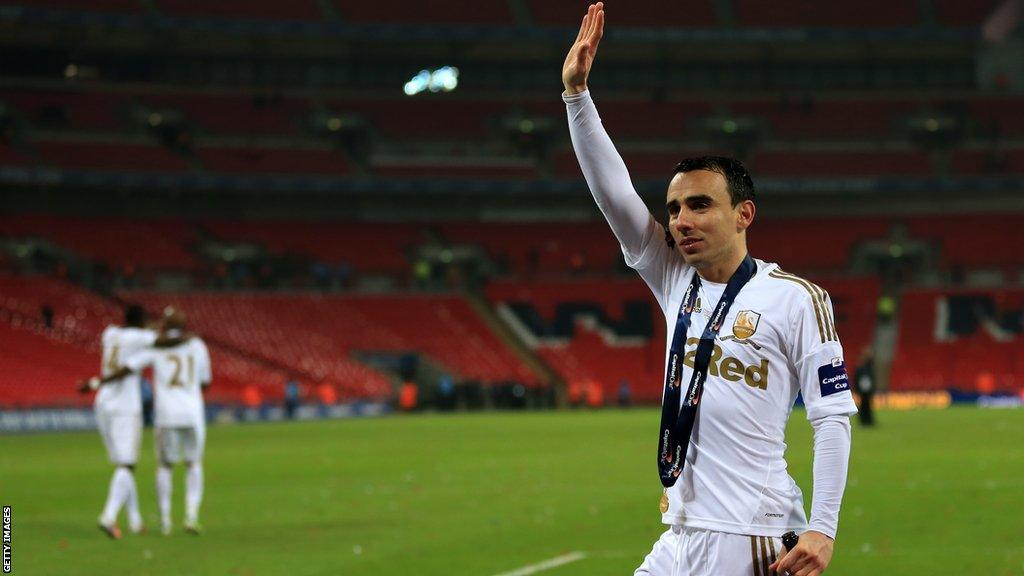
[490,551,588,576]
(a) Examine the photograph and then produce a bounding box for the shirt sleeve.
[807,414,852,539]
[789,289,858,421]
[195,339,212,384]
[123,349,156,373]
[564,89,676,310]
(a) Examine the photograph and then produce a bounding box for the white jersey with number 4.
[96,326,156,415]
[125,337,211,428]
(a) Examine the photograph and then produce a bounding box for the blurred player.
[83,305,155,539]
[562,5,857,575]
[85,308,212,535]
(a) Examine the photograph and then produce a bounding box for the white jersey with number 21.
[125,337,211,428]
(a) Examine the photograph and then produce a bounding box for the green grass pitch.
[2,407,1023,575]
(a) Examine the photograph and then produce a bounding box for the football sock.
[185,463,203,523]
[125,468,143,531]
[157,465,173,525]
[100,467,131,525]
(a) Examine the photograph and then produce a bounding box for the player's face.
[665,170,748,271]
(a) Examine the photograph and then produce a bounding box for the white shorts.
[635,526,782,576]
[96,412,142,465]
[155,426,205,465]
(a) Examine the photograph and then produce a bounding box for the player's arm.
[79,349,154,393]
[771,288,857,576]
[562,3,662,265]
[196,339,212,389]
[78,367,134,393]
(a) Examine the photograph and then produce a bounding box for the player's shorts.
[634,525,783,576]
[155,425,205,464]
[96,412,142,465]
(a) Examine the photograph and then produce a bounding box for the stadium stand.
[0,215,201,271]
[123,292,534,393]
[35,141,190,173]
[438,222,623,276]
[486,275,878,401]
[732,0,919,27]
[196,146,351,176]
[138,93,309,136]
[527,0,718,27]
[337,0,513,25]
[6,0,142,13]
[905,214,1024,269]
[3,89,129,131]
[0,0,1020,414]
[0,321,98,408]
[0,274,123,346]
[202,221,418,275]
[891,288,1023,392]
[156,0,323,20]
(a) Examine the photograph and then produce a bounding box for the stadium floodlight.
[403,66,459,96]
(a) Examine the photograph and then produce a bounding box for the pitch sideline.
[490,551,588,576]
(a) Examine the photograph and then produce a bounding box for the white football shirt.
[125,337,211,428]
[96,326,156,415]
[625,221,858,537]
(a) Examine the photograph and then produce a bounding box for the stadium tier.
[486,275,878,402]
[196,146,351,176]
[0,274,123,346]
[0,320,98,408]
[5,0,142,13]
[1,0,999,28]
[0,274,300,407]
[3,89,130,131]
[203,220,418,274]
[952,149,1024,175]
[527,0,718,27]
[35,141,190,173]
[0,215,200,271]
[438,222,622,276]
[751,151,933,177]
[137,93,309,136]
[337,0,513,25]
[905,214,1024,269]
[156,0,323,20]
[932,0,998,26]
[732,0,919,27]
[122,291,535,389]
[891,288,1024,392]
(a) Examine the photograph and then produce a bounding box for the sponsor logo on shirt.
[818,359,850,397]
[732,310,761,339]
[682,337,769,390]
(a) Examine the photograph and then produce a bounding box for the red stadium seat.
[528,0,717,27]
[157,0,323,20]
[0,215,201,271]
[891,289,1023,392]
[733,0,919,27]
[336,0,512,24]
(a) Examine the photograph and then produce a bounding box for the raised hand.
[562,2,604,95]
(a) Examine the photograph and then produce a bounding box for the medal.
[659,490,669,514]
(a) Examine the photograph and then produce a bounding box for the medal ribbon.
[657,254,756,488]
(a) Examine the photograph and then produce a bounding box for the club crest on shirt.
[732,310,761,339]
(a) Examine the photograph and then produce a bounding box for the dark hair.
[673,156,756,206]
[124,305,146,328]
